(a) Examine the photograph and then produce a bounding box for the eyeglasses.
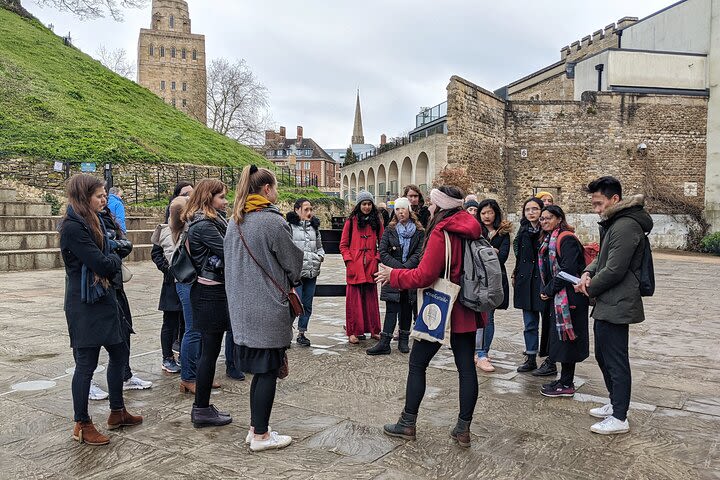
[524,207,541,213]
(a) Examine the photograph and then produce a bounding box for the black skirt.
[234,345,286,374]
[190,282,230,334]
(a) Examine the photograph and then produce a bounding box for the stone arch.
[367,168,376,196]
[358,170,366,192]
[350,172,357,201]
[400,156,413,189]
[160,45,165,58]
[171,45,176,58]
[149,44,155,57]
[342,175,349,201]
[416,152,430,193]
[388,161,399,197]
[377,164,387,200]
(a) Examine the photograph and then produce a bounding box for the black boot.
[191,404,232,428]
[532,358,558,377]
[366,332,392,355]
[383,410,417,440]
[398,330,410,354]
[450,417,472,447]
[517,353,538,373]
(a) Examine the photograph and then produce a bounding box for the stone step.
[0,216,159,233]
[0,188,17,202]
[0,244,153,272]
[0,202,52,216]
[0,230,154,251]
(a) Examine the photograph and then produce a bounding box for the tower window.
[171,81,176,90]
[172,98,176,107]
[182,99,187,107]
[182,82,187,92]
[160,46,165,57]
[181,48,186,59]
[149,44,154,56]
[192,49,197,60]
[169,14,174,29]
[160,80,165,90]
[171,47,176,58]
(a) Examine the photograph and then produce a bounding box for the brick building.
[264,126,340,195]
[137,0,207,124]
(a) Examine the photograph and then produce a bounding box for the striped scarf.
[538,229,576,342]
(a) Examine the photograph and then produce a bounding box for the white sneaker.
[589,403,614,419]
[590,416,630,435]
[88,380,108,401]
[245,426,271,445]
[249,431,292,452]
[123,375,153,391]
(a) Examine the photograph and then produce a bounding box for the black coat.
[99,209,134,333]
[60,215,124,348]
[540,233,590,363]
[379,224,424,303]
[151,244,182,311]
[489,230,510,310]
[512,223,543,312]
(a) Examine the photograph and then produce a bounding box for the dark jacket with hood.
[187,212,227,283]
[60,209,124,348]
[379,220,425,303]
[513,221,543,312]
[585,194,653,325]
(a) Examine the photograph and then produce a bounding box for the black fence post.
[156,169,161,200]
[193,168,196,185]
[134,174,139,204]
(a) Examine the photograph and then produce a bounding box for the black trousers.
[250,370,279,435]
[539,304,552,359]
[383,291,412,334]
[195,331,224,408]
[594,320,631,421]
[404,332,478,421]
[559,362,576,386]
[72,342,128,422]
[161,310,182,359]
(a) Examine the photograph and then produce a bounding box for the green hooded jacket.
[585,195,653,325]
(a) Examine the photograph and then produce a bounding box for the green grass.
[0,7,267,168]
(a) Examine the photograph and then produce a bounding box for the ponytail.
[232,165,276,224]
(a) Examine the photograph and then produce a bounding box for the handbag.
[278,352,289,379]
[236,223,304,318]
[411,231,460,345]
[169,232,197,284]
[121,264,133,283]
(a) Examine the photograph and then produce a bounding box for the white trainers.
[88,380,109,401]
[590,416,630,435]
[122,375,153,391]
[249,431,292,452]
[245,426,271,445]
[589,403,614,419]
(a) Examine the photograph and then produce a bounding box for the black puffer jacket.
[187,212,227,283]
[379,222,424,303]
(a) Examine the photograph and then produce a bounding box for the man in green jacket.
[576,176,653,435]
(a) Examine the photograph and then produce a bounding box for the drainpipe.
[617,29,623,49]
[595,64,605,91]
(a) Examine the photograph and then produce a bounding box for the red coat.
[391,210,484,334]
[340,216,384,285]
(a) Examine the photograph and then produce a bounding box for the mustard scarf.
[244,194,272,213]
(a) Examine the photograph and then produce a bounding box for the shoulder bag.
[169,231,197,284]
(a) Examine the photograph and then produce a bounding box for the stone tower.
[137,0,207,124]
[351,90,365,144]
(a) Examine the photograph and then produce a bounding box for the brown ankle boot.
[107,408,143,430]
[180,380,196,393]
[450,417,472,448]
[73,421,110,445]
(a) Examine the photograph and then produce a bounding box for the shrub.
[43,192,61,215]
[700,232,720,255]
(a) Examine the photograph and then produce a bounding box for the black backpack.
[629,218,655,297]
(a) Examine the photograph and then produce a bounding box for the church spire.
[351,89,365,145]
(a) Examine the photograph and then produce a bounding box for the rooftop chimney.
[264,130,275,145]
[296,126,303,145]
[279,126,286,139]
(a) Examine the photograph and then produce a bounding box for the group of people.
[60,170,651,451]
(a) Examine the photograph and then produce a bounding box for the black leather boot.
[191,404,232,428]
[398,330,410,354]
[366,332,392,355]
[383,410,417,440]
[517,353,538,373]
[450,417,472,447]
[532,358,558,377]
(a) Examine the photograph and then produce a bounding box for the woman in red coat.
[376,186,482,448]
[340,190,384,344]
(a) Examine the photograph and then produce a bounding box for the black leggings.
[72,342,128,422]
[404,332,478,421]
[559,362,576,386]
[250,370,279,435]
[195,331,224,408]
[383,292,412,334]
[160,310,182,359]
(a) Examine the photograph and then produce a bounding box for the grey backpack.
[459,238,504,312]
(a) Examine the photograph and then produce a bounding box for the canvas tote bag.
[411,231,460,345]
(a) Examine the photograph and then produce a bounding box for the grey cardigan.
[224,207,303,349]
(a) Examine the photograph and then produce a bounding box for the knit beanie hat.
[356,190,374,205]
[464,199,479,210]
[535,191,554,201]
[394,197,410,211]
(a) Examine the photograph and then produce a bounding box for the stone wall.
[511,73,574,101]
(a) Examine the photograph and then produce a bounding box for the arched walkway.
[388,161,399,197]
[416,152,429,193]
[377,165,387,200]
[367,168,376,196]
[350,172,357,201]
[400,157,412,189]
[342,175,349,201]
[358,170,366,192]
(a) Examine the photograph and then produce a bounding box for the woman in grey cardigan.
[224,165,303,452]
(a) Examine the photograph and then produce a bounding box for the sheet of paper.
[558,271,582,284]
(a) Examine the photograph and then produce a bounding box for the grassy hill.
[0,7,266,167]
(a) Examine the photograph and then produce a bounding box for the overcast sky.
[27,0,672,149]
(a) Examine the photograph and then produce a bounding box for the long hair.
[63,174,105,247]
[172,181,193,200]
[477,198,503,236]
[422,185,464,250]
[182,178,227,222]
[541,205,574,232]
[231,165,276,224]
[403,184,425,208]
[520,197,544,227]
[169,196,189,243]
[349,201,381,234]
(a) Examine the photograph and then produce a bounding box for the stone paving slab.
[0,251,718,479]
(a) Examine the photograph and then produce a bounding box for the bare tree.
[31,0,146,20]
[207,58,271,145]
[95,45,135,79]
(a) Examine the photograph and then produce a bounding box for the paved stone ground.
[0,252,718,479]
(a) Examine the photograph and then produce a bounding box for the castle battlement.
[560,17,638,60]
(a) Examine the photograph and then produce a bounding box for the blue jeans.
[522,309,540,355]
[295,276,317,333]
[177,282,201,382]
[475,310,495,358]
